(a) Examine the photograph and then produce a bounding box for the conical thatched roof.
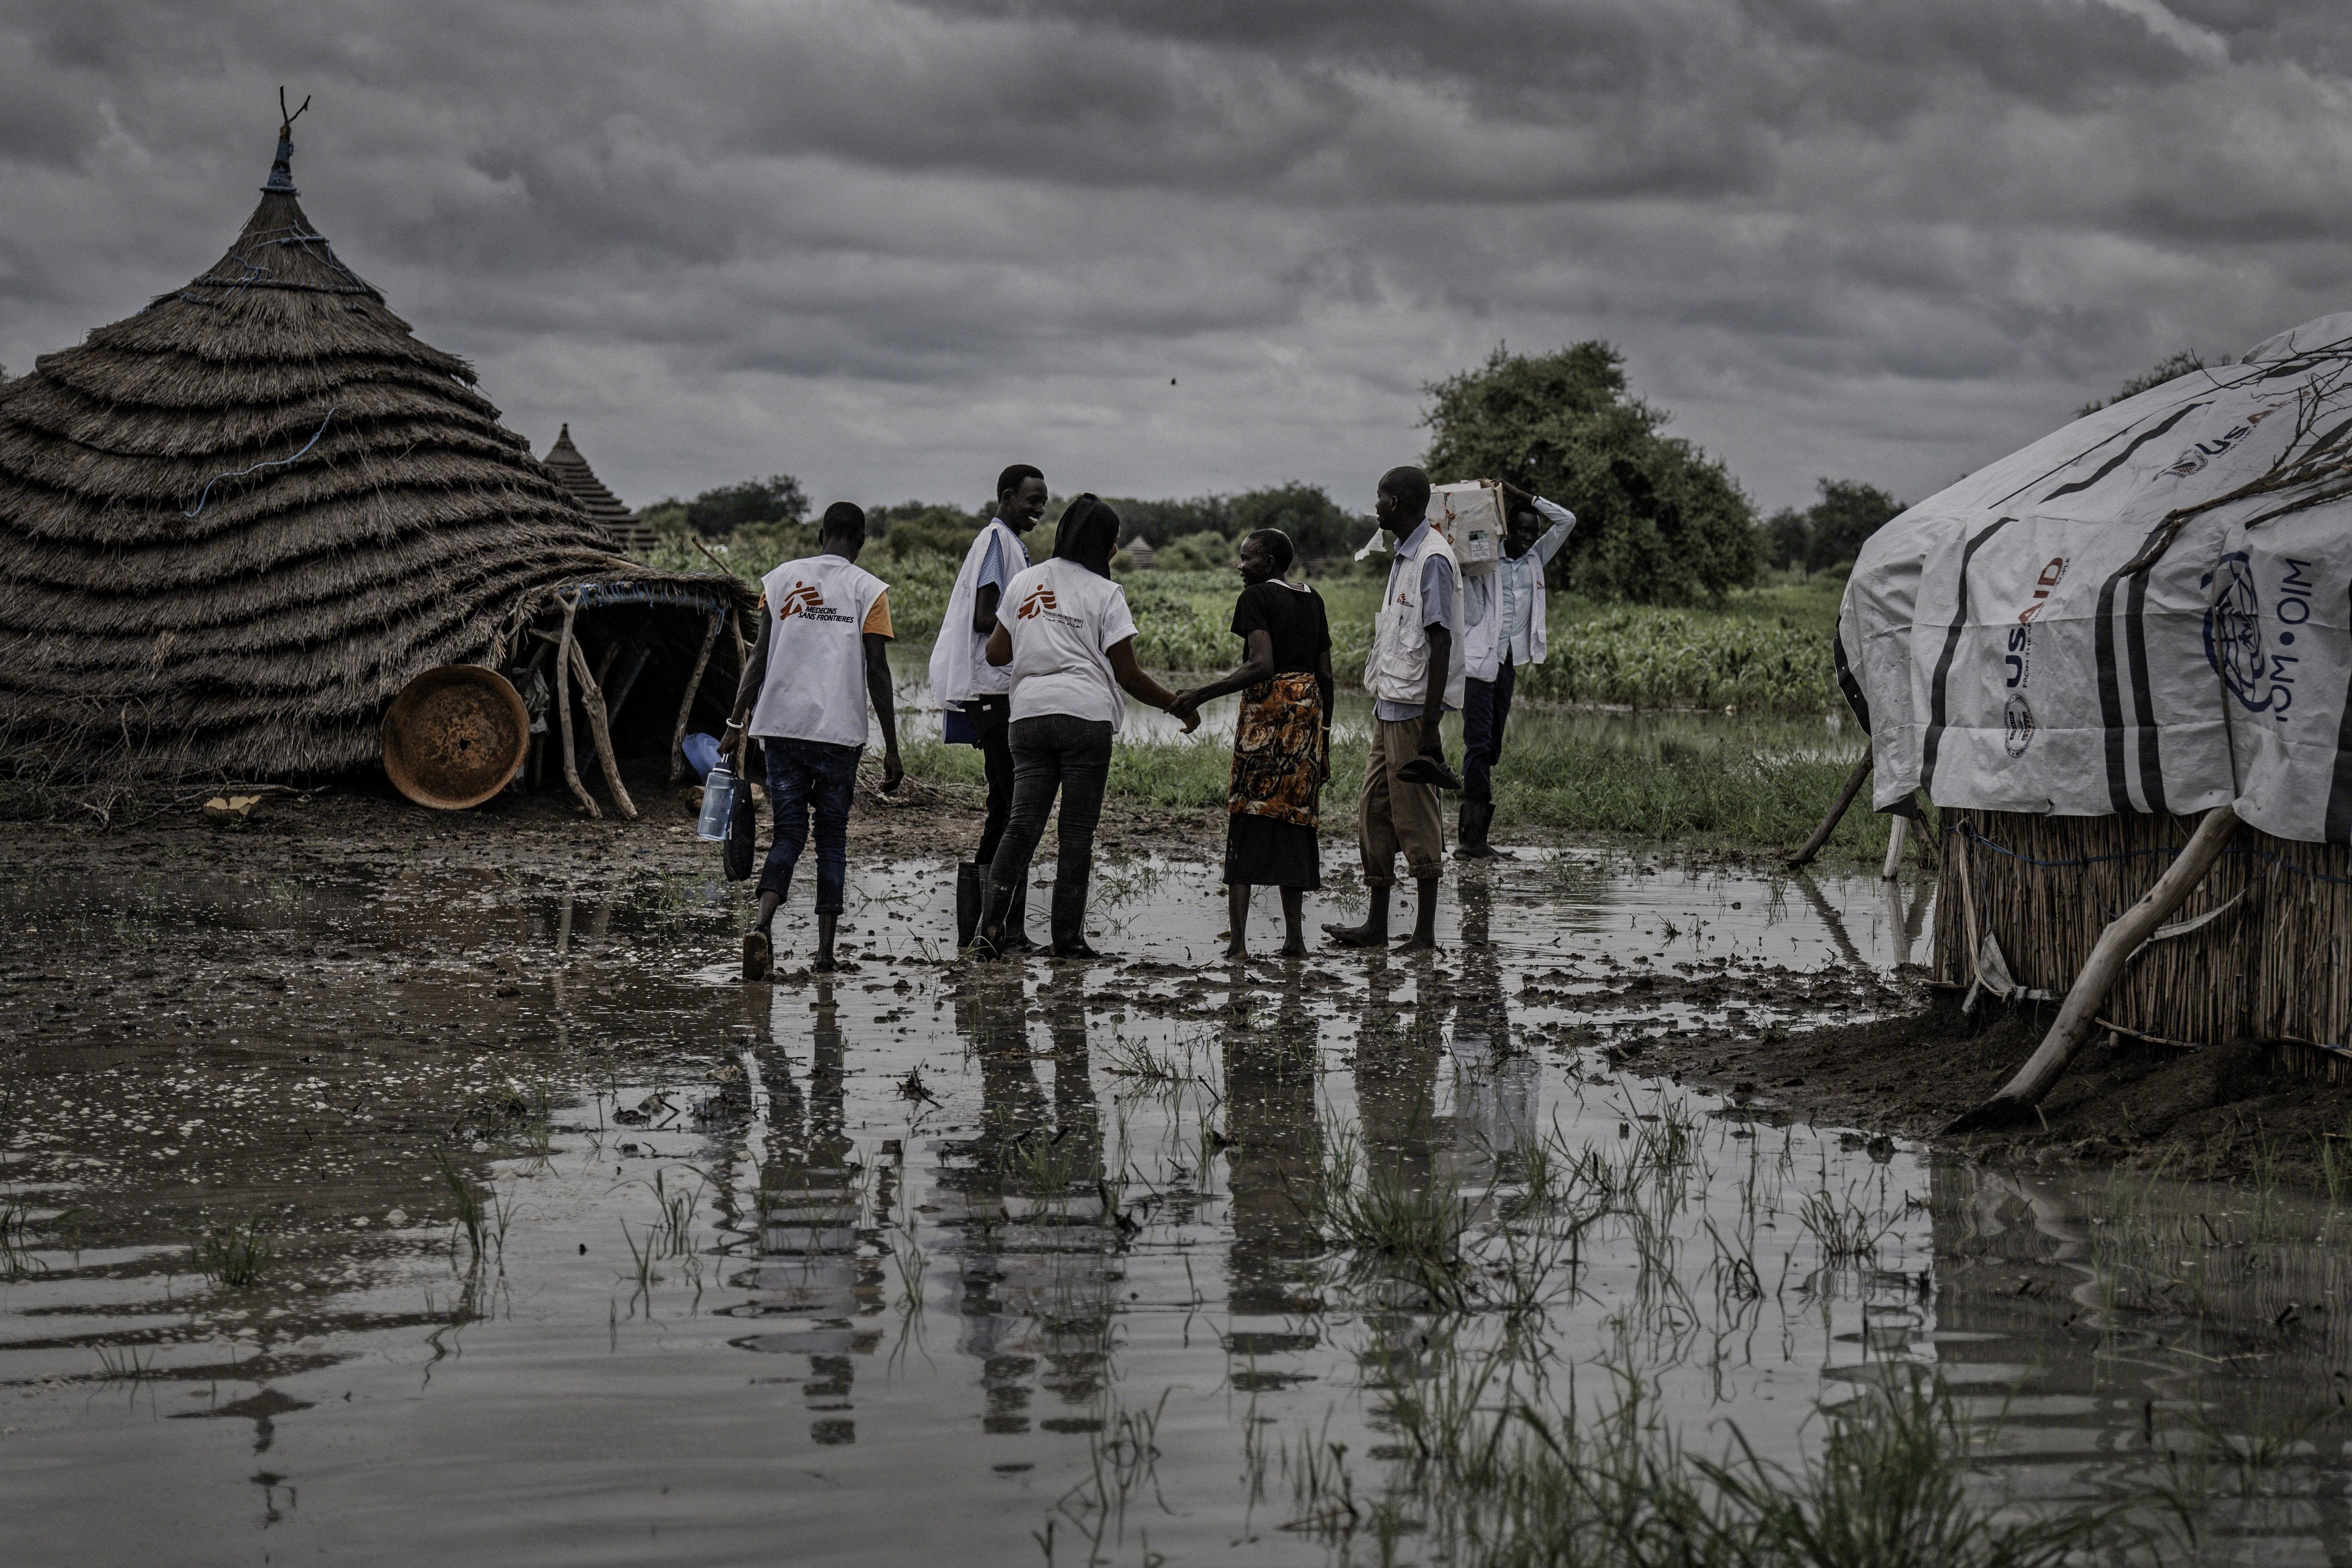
[543,424,657,554]
[0,122,742,782]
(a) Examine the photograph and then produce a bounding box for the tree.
[656,474,810,538]
[1761,507,1810,572]
[1421,342,1758,603]
[869,502,988,564]
[1227,482,1360,560]
[1801,479,1903,573]
[2076,349,2208,419]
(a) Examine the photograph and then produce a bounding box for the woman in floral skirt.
[1172,529,1335,958]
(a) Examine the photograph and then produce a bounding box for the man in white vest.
[1325,465,1463,954]
[1458,481,1576,858]
[929,464,1049,950]
[730,502,903,979]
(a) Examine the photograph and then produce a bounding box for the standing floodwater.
[3,845,2347,1564]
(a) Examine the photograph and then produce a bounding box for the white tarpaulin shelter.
[1840,311,2352,845]
[1840,313,2352,1059]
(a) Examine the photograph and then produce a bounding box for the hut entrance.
[497,580,751,820]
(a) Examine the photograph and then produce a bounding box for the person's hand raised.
[1496,478,1533,509]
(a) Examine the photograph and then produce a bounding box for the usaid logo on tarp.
[2203,551,2317,720]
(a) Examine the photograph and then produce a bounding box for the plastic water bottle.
[697,762,740,842]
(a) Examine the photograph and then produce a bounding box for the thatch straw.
[1932,807,2352,1067]
[542,426,656,555]
[0,137,750,782]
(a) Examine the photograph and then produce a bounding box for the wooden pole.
[552,595,599,819]
[669,610,723,785]
[567,629,638,821]
[1880,814,1908,880]
[1787,753,1872,869]
[1945,804,2239,1132]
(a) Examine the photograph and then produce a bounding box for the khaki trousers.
[1357,717,1445,886]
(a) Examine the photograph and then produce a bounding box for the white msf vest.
[1463,553,1550,683]
[1365,527,1467,711]
[927,518,1027,710]
[749,554,888,747]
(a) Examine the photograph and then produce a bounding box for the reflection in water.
[737,978,878,1445]
[938,969,1114,1437]
[1223,974,1322,1329]
[1446,877,1538,1181]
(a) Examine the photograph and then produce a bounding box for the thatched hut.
[1840,314,2352,1068]
[0,116,752,809]
[543,424,657,556]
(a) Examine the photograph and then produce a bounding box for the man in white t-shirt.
[730,502,903,979]
[928,464,1049,950]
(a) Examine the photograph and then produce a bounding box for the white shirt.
[927,518,1029,709]
[1000,558,1138,731]
[748,554,889,747]
[1465,497,1575,678]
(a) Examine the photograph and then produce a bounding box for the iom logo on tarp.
[2203,550,2310,718]
[2003,693,2035,757]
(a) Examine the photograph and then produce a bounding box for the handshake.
[1163,690,1203,734]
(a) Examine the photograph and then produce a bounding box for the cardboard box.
[1429,482,1502,575]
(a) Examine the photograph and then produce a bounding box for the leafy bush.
[1423,342,1759,604]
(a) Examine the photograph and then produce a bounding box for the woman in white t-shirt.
[975,495,1197,958]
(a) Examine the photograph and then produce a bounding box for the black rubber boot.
[1049,873,1105,959]
[1457,800,1495,859]
[998,876,1039,953]
[955,862,982,949]
[973,880,1021,960]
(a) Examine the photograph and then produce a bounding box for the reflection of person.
[977,496,1199,959]
[731,502,903,979]
[1170,530,1335,959]
[931,465,1050,952]
[1327,465,1461,954]
[1222,971,1323,1315]
[1458,481,1575,859]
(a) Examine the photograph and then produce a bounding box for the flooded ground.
[5,811,2351,1565]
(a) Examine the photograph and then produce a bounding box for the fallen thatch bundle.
[0,119,747,788]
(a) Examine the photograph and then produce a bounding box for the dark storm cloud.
[4,0,2351,513]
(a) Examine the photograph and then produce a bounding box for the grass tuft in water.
[1391,1360,2132,1568]
[190,1213,275,1288]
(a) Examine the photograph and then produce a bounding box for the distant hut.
[543,424,657,555]
[1840,313,2352,1071]
[1122,534,1157,569]
[0,111,751,813]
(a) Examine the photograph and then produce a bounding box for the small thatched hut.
[0,116,752,806]
[543,424,657,556]
[1841,314,2352,1067]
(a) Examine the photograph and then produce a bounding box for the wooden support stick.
[1787,752,1873,869]
[567,630,638,821]
[1945,804,2240,1132]
[1881,814,1908,880]
[552,596,599,820]
[726,609,752,776]
[670,611,722,785]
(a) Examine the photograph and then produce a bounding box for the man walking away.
[1324,465,1463,954]
[1458,480,1575,858]
[930,465,1050,950]
[733,502,904,979]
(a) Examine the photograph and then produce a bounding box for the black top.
[1232,580,1331,675]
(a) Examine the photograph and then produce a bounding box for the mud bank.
[1647,994,2352,1187]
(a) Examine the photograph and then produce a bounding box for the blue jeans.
[761,739,862,913]
[1462,659,1515,806]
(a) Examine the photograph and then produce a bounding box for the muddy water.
[2,852,2346,1564]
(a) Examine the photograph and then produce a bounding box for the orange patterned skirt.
[1227,672,1324,829]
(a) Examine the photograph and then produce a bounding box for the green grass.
[666,525,1850,715]
[899,719,1890,862]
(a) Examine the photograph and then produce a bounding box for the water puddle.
[3,851,2345,1563]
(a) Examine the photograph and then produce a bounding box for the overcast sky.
[6,0,2352,518]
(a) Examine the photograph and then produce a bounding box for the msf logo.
[775,582,825,621]
[1017,585,1059,620]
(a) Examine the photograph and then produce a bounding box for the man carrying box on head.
[731,502,903,981]
[1324,464,1463,954]
[1458,480,1576,858]
[930,464,1050,951]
